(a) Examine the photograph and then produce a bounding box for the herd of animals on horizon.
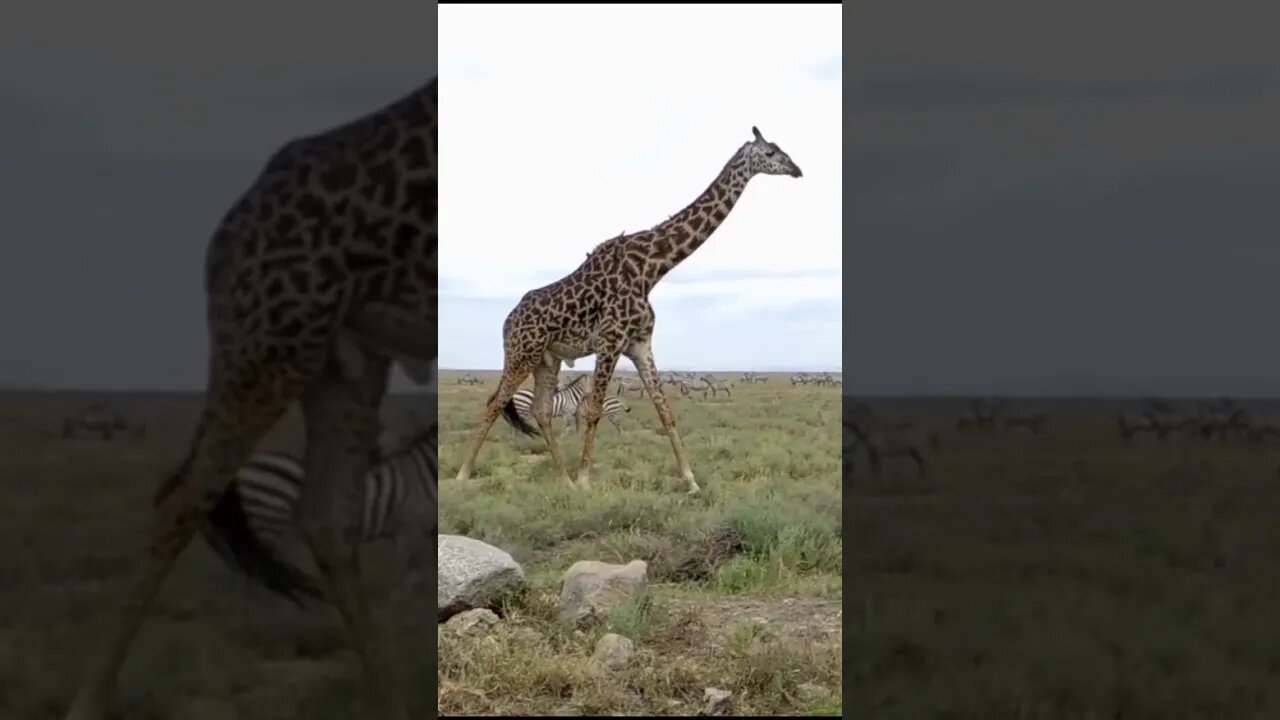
[843,395,1280,480]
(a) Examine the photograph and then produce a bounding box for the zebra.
[567,396,632,435]
[702,378,733,400]
[1191,407,1251,442]
[457,372,483,386]
[661,372,686,388]
[502,373,594,437]
[615,376,646,398]
[62,405,146,440]
[1002,411,1049,435]
[967,397,1004,430]
[811,372,839,387]
[1117,409,1189,440]
[844,419,930,478]
[203,423,439,605]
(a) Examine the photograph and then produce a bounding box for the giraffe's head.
[742,126,803,179]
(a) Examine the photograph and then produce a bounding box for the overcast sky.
[848,1,1280,396]
[0,3,436,390]
[439,4,842,372]
[6,3,1279,395]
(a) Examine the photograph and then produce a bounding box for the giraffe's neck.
[640,147,753,287]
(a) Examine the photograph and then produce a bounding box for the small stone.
[557,559,649,626]
[797,682,831,702]
[444,608,499,635]
[592,633,635,671]
[703,687,732,715]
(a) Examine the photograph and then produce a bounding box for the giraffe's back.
[501,241,656,362]
[202,83,437,380]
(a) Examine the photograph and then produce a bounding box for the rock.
[437,534,525,621]
[557,559,648,626]
[592,633,634,671]
[444,608,499,635]
[797,682,831,702]
[703,687,732,715]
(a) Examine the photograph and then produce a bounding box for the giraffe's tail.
[201,482,325,607]
[501,397,540,437]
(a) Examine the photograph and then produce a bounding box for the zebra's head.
[741,126,803,179]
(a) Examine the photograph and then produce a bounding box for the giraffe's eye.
[765,150,775,157]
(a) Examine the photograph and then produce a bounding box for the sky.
[0,3,436,390]
[848,1,1280,396]
[438,4,842,372]
[6,3,1279,395]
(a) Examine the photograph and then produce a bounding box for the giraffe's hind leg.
[454,356,534,481]
[531,360,574,484]
[296,354,407,720]
[574,352,620,490]
[63,370,294,720]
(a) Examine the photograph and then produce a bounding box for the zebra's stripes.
[209,424,438,566]
[569,396,631,434]
[501,374,634,437]
[502,373,592,435]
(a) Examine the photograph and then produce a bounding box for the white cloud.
[439,3,843,370]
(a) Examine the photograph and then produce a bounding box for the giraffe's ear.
[752,126,764,141]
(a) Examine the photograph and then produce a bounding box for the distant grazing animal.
[1117,410,1172,440]
[1002,412,1049,435]
[61,406,145,440]
[614,377,646,398]
[844,419,928,478]
[701,378,734,400]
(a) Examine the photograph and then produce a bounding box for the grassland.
[850,397,1280,720]
[436,370,843,716]
[1,390,440,720]
[0,375,841,718]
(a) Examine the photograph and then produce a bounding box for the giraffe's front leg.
[626,339,700,495]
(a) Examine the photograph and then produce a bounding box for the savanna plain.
[437,370,843,716]
[851,397,1280,720]
[0,372,843,719]
[1,390,440,720]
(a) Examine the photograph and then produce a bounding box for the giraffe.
[452,126,802,494]
[61,80,436,720]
